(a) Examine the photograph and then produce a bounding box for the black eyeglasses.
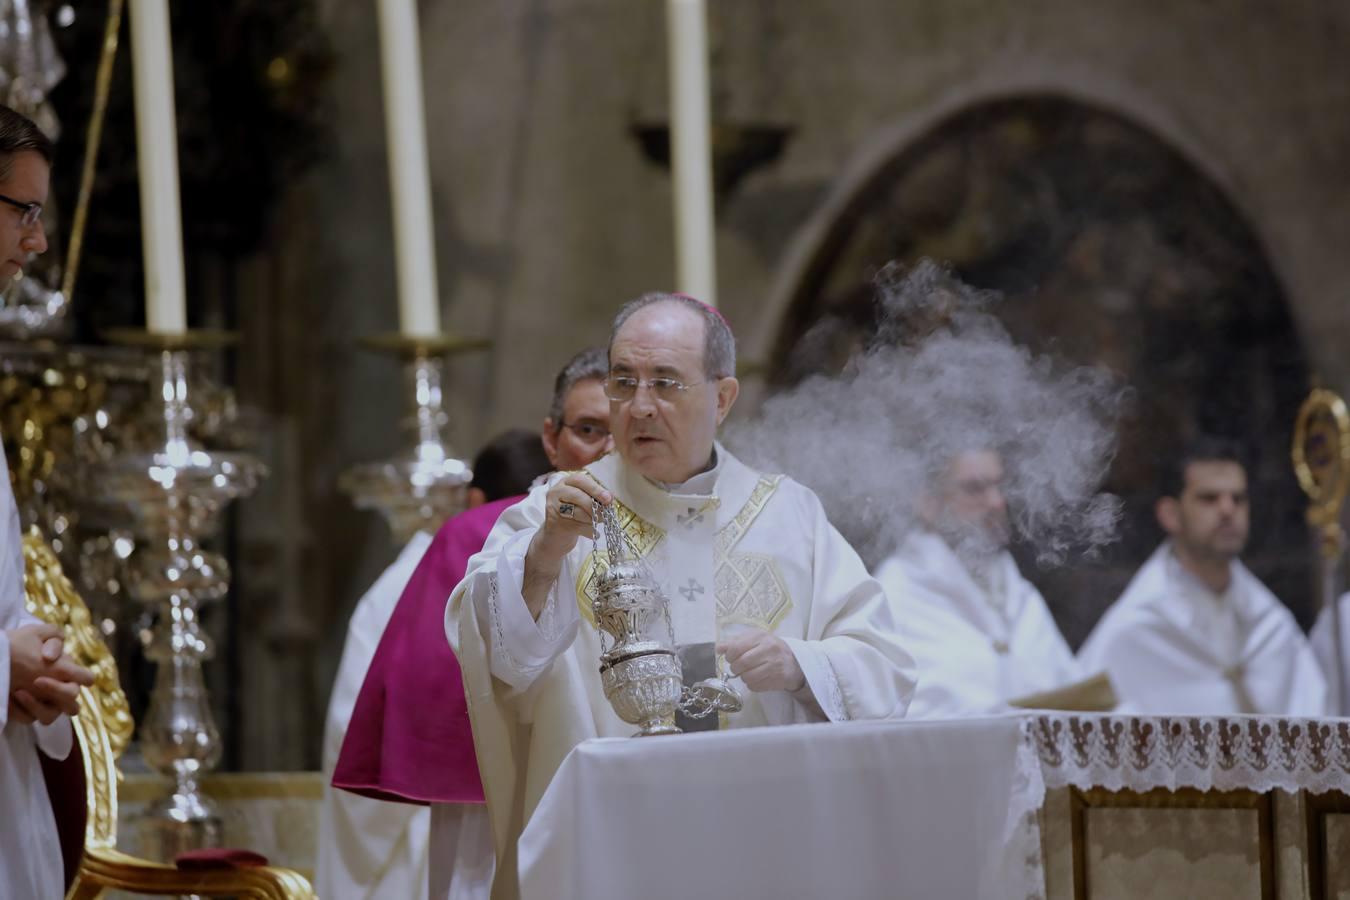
[0,192,42,228]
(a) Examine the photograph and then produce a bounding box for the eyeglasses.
[605,374,711,403]
[560,421,611,443]
[0,192,41,228]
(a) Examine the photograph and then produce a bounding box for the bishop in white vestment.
[1079,444,1326,715]
[441,295,916,900]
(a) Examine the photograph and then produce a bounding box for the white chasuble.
[1078,542,1328,716]
[876,531,1081,717]
[0,435,72,899]
[442,444,916,900]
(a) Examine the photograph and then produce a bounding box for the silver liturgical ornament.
[590,500,741,736]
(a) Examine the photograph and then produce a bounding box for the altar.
[517,713,1350,900]
[1034,714,1350,899]
[518,716,1043,900]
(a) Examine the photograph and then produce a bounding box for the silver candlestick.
[97,331,266,860]
[339,334,488,545]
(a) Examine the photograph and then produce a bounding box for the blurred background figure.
[1079,438,1327,715]
[876,448,1082,717]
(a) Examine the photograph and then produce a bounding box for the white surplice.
[1078,542,1328,715]
[316,532,434,900]
[441,444,917,900]
[1310,592,1350,716]
[875,531,1081,717]
[0,437,72,899]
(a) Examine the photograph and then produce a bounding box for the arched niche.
[756,95,1316,646]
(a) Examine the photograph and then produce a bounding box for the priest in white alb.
[1,436,93,899]
[875,449,1081,717]
[1079,438,1327,715]
[442,293,917,900]
[0,104,96,898]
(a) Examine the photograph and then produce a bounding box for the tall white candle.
[375,0,441,337]
[666,0,717,307]
[128,0,187,334]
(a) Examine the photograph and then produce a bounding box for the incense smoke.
[727,259,1127,569]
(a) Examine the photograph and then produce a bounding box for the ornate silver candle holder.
[339,334,488,545]
[591,500,741,736]
[96,330,266,859]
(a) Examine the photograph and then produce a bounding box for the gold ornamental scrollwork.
[1292,387,1350,558]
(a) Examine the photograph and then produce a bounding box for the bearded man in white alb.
[1079,439,1327,715]
[875,449,1080,717]
[442,293,917,900]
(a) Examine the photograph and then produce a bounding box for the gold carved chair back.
[22,525,132,852]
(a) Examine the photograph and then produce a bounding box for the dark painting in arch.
[767,96,1317,647]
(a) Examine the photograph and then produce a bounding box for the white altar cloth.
[517,717,1042,900]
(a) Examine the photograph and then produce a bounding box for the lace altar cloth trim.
[1029,714,1350,795]
[1007,719,1048,900]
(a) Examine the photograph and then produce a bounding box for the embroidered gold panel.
[715,475,792,630]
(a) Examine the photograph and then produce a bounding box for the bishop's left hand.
[717,629,806,693]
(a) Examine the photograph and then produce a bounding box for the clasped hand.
[7,622,95,726]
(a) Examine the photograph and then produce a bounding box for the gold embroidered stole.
[715,475,793,631]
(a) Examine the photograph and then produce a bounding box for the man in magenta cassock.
[319,348,611,900]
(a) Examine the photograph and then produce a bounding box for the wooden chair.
[22,527,315,900]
